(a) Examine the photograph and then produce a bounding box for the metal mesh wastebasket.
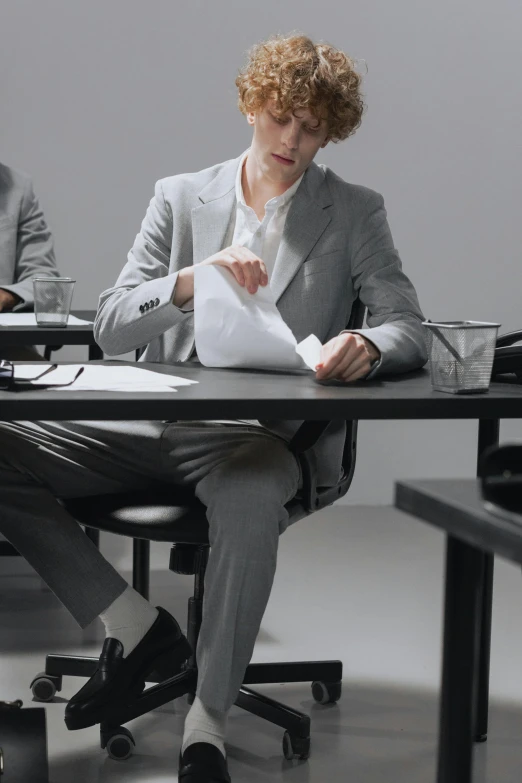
[423,320,501,394]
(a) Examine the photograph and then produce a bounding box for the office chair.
[30,298,366,762]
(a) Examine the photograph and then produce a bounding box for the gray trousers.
[0,420,300,711]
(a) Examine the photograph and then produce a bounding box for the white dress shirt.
[228,149,304,279]
[188,150,304,427]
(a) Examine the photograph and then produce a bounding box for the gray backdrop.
[1,0,520,503]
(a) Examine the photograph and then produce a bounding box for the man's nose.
[283,125,300,150]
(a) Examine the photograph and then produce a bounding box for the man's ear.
[320,136,331,149]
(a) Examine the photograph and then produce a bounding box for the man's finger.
[231,248,267,290]
[242,261,257,292]
[316,342,354,379]
[229,260,245,286]
[317,340,339,368]
[340,356,372,382]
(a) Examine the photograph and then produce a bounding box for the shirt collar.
[235,149,305,213]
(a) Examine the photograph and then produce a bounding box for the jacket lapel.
[191,157,239,264]
[191,156,333,302]
[270,162,332,304]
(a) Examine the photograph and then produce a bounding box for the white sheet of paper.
[295,333,323,370]
[194,265,322,371]
[14,364,198,392]
[0,313,93,326]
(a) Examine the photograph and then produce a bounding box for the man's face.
[247,99,330,184]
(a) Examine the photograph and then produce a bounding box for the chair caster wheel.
[282,731,311,760]
[312,680,342,704]
[100,724,135,760]
[30,672,62,702]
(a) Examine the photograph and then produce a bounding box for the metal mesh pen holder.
[423,321,501,394]
[33,277,75,327]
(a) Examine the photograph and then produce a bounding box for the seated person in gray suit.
[0,34,427,782]
[0,162,59,358]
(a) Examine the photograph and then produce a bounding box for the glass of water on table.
[33,278,76,327]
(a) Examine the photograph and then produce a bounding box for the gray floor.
[1,504,522,782]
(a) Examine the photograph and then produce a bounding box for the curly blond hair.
[235,33,365,143]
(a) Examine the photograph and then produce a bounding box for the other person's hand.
[199,245,268,294]
[0,289,22,313]
[315,332,381,383]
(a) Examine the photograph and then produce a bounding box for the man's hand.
[315,333,381,382]
[199,245,268,293]
[173,246,268,307]
[0,289,22,313]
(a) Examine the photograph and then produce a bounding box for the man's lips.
[272,154,294,165]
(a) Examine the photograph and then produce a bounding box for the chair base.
[34,654,342,754]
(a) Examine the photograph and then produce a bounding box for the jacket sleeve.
[94,179,192,356]
[342,190,428,377]
[1,179,59,309]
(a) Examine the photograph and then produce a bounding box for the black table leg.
[88,344,103,360]
[474,418,499,742]
[44,345,63,360]
[437,535,484,783]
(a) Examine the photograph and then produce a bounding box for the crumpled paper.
[194,265,322,371]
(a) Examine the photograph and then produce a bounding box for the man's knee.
[198,466,299,547]
[202,437,298,501]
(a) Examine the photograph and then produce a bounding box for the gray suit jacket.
[0,163,59,309]
[95,153,428,485]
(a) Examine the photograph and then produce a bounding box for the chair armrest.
[289,420,357,513]
[288,421,332,454]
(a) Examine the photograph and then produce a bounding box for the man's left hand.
[0,289,22,313]
[315,333,381,382]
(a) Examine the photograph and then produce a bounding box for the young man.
[0,34,427,782]
[0,162,60,358]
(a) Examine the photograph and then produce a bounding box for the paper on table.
[295,333,322,370]
[0,313,93,326]
[14,364,198,392]
[194,265,322,371]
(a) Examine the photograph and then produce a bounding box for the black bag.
[480,443,522,521]
[0,700,49,782]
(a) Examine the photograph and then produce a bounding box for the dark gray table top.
[0,361,521,420]
[0,310,96,345]
[395,478,522,565]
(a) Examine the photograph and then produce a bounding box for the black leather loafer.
[178,742,231,782]
[64,606,191,730]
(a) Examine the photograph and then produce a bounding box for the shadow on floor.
[28,681,522,783]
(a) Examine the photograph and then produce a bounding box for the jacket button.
[139,305,144,313]
[154,297,160,306]
[149,299,155,308]
[144,302,149,311]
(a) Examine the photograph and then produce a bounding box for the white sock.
[182,696,228,758]
[99,585,159,658]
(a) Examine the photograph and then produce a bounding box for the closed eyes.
[270,113,321,134]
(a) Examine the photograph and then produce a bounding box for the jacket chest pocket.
[302,250,345,277]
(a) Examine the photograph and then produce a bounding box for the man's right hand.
[173,246,268,308]
[200,246,268,293]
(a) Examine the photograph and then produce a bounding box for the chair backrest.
[289,297,366,512]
